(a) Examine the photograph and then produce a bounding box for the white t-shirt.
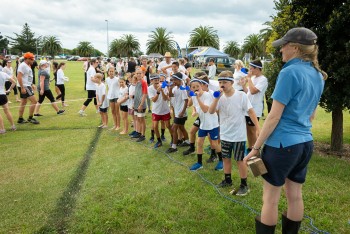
[192,92,219,130]
[128,84,136,109]
[208,64,216,79]
[86,66,97,90]
[148,85,170,115]
[57,69,67,85]
[2,67,13,77]
[0,71,11,95]
[172,86,188,118]
[105,76,120,99]
[217,91,253,142]
[158,61,172,77]
[116,62,124,73]
[118,86,129,106]
[233,69,246,91]
[17,62,33,86]
[247,75,268,117]
[45,61,51,74]
[208,80,219,92]
[96,83,109,108]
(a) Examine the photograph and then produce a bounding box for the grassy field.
[0,61,349,233]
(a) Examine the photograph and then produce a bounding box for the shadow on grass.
[35,128,102,234]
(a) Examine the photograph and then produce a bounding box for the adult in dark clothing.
[127,57,137,73]
[31,60,38,84]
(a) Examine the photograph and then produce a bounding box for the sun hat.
[272,27,317,47]
[39,60,48,66]
[23,52,35,59]
[164,52,172,57]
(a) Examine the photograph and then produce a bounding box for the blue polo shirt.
[266,58,324,148]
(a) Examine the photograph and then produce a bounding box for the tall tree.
[290,0,350,151]
[76,41,94,57]
[7,23,38,54]
[223,41,240,58]
[0,32,9,53]
[241,34,263,59]
[146,27,176,55]
[188,26,220,49]
[41,36,62,58]
[109,38,125,57]
[120,34,140,57]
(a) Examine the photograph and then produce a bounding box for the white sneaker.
[78,110,87,116]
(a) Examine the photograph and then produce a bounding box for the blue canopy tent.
[194,47,228,57]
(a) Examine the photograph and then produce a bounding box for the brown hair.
[58,62,66,70]
[218,70,234,77]
[290,42,328,80]
[194,71,207,77]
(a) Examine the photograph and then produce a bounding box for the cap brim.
[272,38,287,47]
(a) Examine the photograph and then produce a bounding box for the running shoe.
[190,162,203,171]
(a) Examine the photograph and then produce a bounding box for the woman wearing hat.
[34,60,65,116]
[244,27,327,233]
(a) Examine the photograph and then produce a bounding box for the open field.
[0,61,349,233]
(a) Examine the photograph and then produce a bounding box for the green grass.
[0,61,349,233]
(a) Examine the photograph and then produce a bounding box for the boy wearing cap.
[17,52,40,124]
[148,74,171,148]
[242,60,268,153]
[166,72,189,153]
[209,70,260,196]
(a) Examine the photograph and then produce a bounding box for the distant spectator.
[127,57,137,73]
[208,58,216,80]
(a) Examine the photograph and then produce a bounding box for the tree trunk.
[331,107,343,151]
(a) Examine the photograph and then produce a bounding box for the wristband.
[252,146,261,151]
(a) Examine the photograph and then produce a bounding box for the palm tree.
[223,41,240,58]
[146,27,176,55]
[41,36,62,58]
[188,25,220,49]
[260,21,273,57]
[119,34,140,57]
[109,38,125,57]
[76,41,94,57]
[241,34,263,59]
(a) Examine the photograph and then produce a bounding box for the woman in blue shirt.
[244,27,327,233]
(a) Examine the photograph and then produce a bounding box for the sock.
[211,149,216,156]
[184,139,190,144]
[151,130,154,138]
[161,128,165,136]
[241,178,247,187]
[190,143,195,150]
[172,143,177,149]
[197,154,203,164]
[225,173,232,183]
[217,152,223,161]
[28,116,33,119]
[157,137,161,143]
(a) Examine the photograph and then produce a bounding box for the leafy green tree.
[223,41,240,58]
[0,32,9,52]
[76,41,94,57]
[7,23,38,54]
[120,34,140,57]
[241,34,263,59]
[41,36,62,58]
[109,38,125,57]
[146,27,176,55]
[188,26,220,49]
[290,0,350,151]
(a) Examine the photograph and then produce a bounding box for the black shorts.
[221,140,246,161]
[109,98,118,103]
[174,116,188,125]
[245,116,260,126]
[19,86,35,99]
[99,107,108,113]
[0,94,8,105]
[193,117,200,128]
[120,105,128,112]
[262,141,314,186]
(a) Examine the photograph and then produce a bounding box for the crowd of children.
[0,52,268,197]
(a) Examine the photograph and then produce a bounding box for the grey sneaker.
[206,154,217,163]
[235,185,250,196]
[28,118,40,124]
[217,180,233,188]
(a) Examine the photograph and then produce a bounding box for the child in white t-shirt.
[209,70,260,196]
[117,78,129,134]
[94,73,109,128]
[127,74,137,136]
[0,71,16,133]
[188,78,222,171]
[105,67,120,130]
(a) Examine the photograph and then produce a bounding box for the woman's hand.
[243,149,260,165]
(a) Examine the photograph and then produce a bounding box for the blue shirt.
[266,58,324,148]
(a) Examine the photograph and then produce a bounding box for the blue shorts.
[198,127,219,140]
[261,141,314,186]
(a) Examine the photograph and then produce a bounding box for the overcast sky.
[1,0,276,55]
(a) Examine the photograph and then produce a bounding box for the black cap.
[272,27,317,47]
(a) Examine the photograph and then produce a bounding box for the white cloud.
[1,0,276,55]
